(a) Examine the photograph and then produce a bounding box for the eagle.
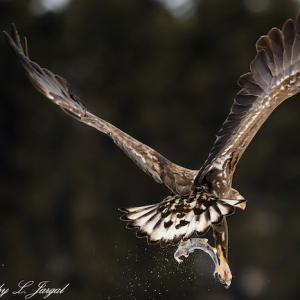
[4,12,300,288]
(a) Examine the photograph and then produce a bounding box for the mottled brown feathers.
[5,13,300,248]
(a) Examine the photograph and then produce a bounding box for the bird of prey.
[4,12,300,288]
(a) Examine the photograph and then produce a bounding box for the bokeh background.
[1,0,300,299]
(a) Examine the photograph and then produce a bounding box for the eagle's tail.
[119,192,246,248]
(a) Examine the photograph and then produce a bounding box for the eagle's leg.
[212,217,232,288]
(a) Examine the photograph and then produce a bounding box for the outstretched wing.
[195,13,300,193]
[4,24,197,196]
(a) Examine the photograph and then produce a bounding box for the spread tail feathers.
[119,188,246,247]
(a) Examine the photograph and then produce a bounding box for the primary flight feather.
[4,12,300,287]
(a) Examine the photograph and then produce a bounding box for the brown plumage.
[4,12,300,286]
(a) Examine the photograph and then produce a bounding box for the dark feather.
[253,50,272,85]
[268,28,284,75]
[256,35,276,75]
[282,19,295,70]
[237,73,264,95]
[291,13,300,65]
[235,90,257,106]
[250,57,269,91]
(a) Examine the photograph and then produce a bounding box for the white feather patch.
[209,206,220,223]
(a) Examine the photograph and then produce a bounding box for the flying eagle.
[4,12,300,288]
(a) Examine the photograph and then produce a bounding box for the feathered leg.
[212,217,232,288]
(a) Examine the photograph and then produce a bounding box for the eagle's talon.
[174,253,183,263]
[218,261,232,288]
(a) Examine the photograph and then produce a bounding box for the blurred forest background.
[1,0,300,299]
